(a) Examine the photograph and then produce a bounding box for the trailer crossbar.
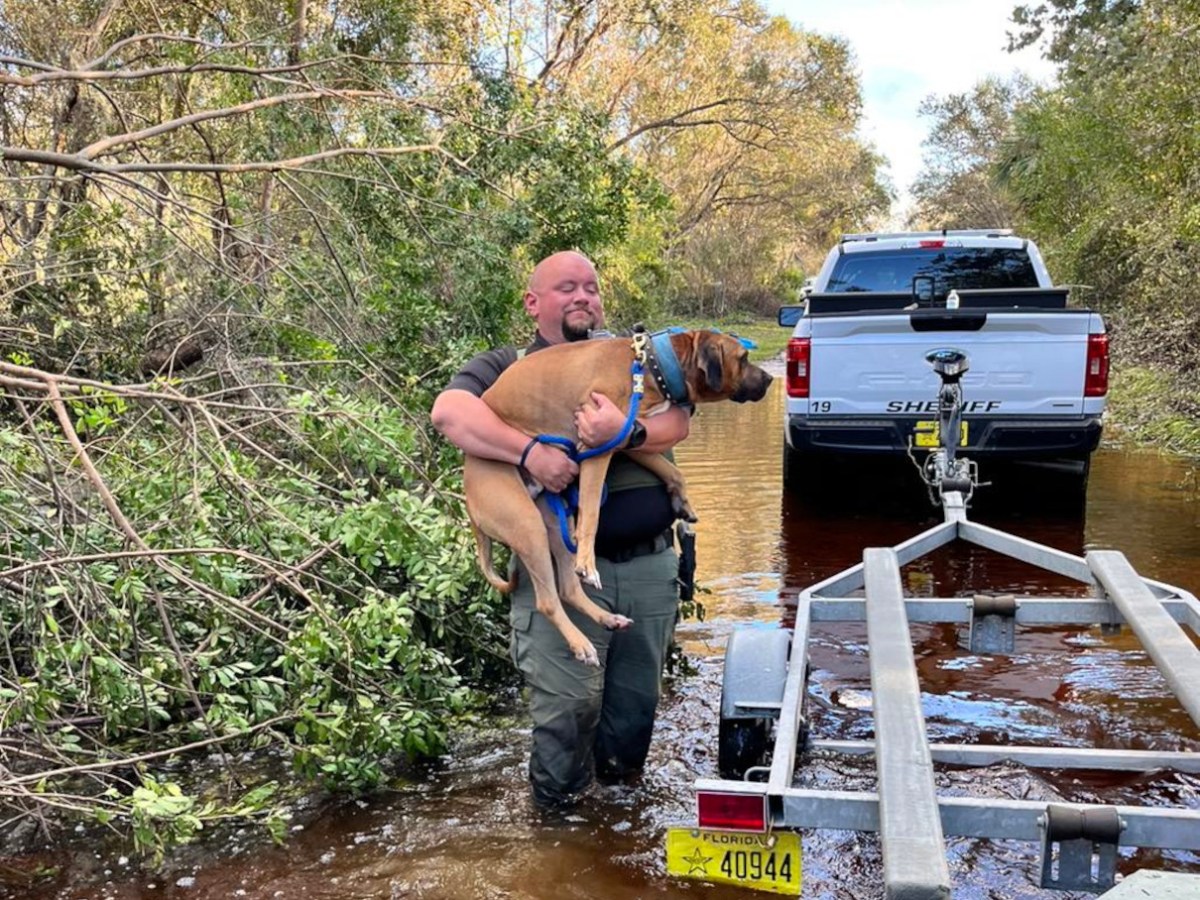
[812,739,1200,773]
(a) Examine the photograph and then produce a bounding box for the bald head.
[527,251,595,292]
[523,251,604,344]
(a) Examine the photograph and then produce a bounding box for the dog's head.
[670,330,773,404]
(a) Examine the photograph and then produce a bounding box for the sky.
[764,0,1057,222]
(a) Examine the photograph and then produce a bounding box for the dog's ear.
[701,338,723,393]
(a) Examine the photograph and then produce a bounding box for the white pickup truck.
[779,230,1109,492]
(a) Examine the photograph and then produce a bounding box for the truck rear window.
[825,248,1038,296]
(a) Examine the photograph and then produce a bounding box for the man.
[430,250,690,808]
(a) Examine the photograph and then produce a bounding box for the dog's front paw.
[572,639,601,667]
[600,613,633,631]
[672,495,699,523]
[575,563,602,590]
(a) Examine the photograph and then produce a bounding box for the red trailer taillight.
[786,337,810,398]
[697,790,768,832]
[1085,332,1109,397]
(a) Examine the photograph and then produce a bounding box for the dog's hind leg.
[465,456,600,666]
[538,499,633,634]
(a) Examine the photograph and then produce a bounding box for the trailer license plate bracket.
[665,827,802,895]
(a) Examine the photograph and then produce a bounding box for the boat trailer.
[683,350,1200,897]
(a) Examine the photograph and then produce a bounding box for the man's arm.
[574,393,690,452]
[635,403,690,453]
[430,389,579,493]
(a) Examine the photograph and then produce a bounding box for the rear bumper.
[786,415,1103,458]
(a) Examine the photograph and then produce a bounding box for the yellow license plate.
[665,827,802,895]
[914,420,968,448]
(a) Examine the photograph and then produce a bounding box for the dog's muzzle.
[732,369,772,403]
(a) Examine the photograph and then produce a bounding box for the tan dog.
[464,330,772,665]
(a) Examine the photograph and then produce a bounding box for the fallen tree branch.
[1,715,292,788]
[43,377,232,776]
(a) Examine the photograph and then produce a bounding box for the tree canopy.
[1,0,885,376]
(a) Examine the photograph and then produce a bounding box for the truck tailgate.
[807,311,1094,417]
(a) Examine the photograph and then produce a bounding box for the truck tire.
[1060,453,1091,507]
[783,444,835,503]
[1071,453,1092,491]
[782,444,809,493]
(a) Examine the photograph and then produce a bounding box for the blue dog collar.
[648,329,689,404]
[643,326,756,403]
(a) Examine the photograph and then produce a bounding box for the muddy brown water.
[8,374,1200,900]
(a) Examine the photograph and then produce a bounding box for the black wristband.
[518,437,539,469]
[626,420,647,450]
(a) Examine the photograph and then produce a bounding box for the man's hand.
[524,442,578,494]
[574,392,628,447]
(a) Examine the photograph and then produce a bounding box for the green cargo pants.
[509,546,679,808]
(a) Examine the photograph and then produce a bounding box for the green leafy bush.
[0,377,504,852]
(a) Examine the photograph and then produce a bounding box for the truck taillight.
[697,790,767,832]
[786,337,810,398]
[1085,332,1109,397]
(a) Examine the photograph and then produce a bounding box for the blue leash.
[535,359,645,554]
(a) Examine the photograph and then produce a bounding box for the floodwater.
[7,372,1200,900]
